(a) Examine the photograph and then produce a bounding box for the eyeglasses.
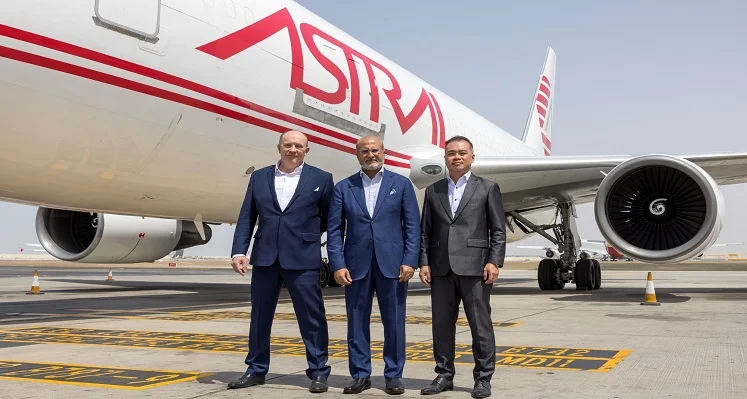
[357,148,383,155]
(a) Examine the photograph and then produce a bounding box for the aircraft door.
[95,0,161,40]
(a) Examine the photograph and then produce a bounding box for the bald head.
[279,130,308,146]
[356,135,383,150]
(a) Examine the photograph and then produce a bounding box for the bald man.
[229,130,335,393]
[327,135,421,395]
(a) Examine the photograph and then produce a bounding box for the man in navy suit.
[327,135,421,395]
[228,130,334,394]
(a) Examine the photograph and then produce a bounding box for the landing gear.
[511,203,602,291]
[320,259,331,288]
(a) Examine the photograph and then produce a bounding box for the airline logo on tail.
[536,75,552,155]
[521,47,556,157]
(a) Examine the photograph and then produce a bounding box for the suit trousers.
[244,260,331,379]
[431,270,495,382]
[345,254,408,378]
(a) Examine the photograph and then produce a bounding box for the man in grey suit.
[418,135,506,399]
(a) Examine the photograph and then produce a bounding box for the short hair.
[444,135,473,150]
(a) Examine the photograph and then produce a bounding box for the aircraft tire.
[574,259,594,291]
[538,259,556,290]
[592,259,601,290]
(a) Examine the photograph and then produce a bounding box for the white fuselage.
[0,0,543,238]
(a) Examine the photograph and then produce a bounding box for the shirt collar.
[275,161,304,176]
[448,171,471,186]
[360,168,384,181]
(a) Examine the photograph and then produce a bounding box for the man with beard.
[228,130,334,393]
[418,135,506,399]
[327,135,421,395]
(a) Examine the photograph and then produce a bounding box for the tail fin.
[522,47,556,156]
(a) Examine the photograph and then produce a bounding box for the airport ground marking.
[0,327,630,372]
[1,311,522,328]
[129,311,523,328]
[0,359,203,390]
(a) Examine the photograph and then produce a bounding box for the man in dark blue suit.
[327,135,421,395]
[228,130,334,394]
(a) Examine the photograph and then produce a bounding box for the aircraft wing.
[410,152,747,212]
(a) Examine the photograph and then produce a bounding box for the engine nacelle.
[594,155,724,263]
[35,208,212,263]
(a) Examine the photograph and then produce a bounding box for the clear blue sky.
[3,0,746,256]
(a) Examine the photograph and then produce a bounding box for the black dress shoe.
[420,376,453,395]
[471,380,491,398]
[343,378,371,394]
[227,373,265,389]
[384,378,405,395]
[309,375,328,393]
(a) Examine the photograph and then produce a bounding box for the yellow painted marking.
[132,311,522,328]
[0,327,630,372]
[0,360,203,390]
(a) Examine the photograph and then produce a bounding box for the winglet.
[521,47,556,156]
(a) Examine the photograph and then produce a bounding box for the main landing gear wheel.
[574,259,594,291]
[574,259,602,291]
[538,259,565,290]
[320,259,331,288]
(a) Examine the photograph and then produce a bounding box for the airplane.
[581,240,632,261]
[583,239,743,261]
[2,0,747,292]
[512,245,607,261]
[19,242,185,260]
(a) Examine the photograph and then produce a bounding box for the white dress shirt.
[275,161,304,211]
[447,171,471,217]
[360,168,384,217]
[232,162,303,259]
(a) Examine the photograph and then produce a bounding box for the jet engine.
[594,155,724,263]
[35,208,212,263]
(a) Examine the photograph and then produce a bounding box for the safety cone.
[106,269,114,281]
[26,270,44,295]
[640,272,660,306]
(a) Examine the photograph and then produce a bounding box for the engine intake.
[35,208,212,263]
[594,155,724,263]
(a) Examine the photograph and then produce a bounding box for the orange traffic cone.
[107,269,114,281]
[26,270,44,295]
[640,272,660,306]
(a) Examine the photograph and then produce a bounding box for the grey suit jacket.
[418,173,506,277]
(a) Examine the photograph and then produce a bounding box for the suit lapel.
[452,175,479,221]
[267,166,281,211]
[349,173,369,217]
[284,165,312,211]
[437,179,452,220]
[372,171,394,220]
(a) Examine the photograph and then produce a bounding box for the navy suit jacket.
[231,163,334,270]
[327,169,421,281]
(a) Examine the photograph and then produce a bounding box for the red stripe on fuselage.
[0,44,411,169]
[0,24,413,163]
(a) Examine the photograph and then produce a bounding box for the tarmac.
[0,258,746,398]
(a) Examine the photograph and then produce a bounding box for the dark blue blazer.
[327,169,421,280]
[231,163,334,270]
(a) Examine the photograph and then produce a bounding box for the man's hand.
[419,266,431,286]
[483,263,499,284]
[399,265,415,282]
[334,268,353,286]
[232,256,248,276]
